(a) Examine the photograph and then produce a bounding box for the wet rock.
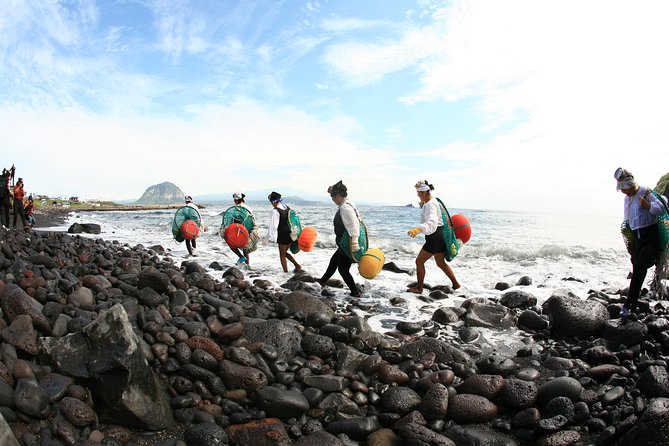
[318,393,362,420]
[604,319,649,349]
[294,430,345,446]
[281,291,335,319]
[463,301,517,329]
[137,270,171,293]
[184,422,229,446]
[242,319,302,361]
[397,321,424,334]
[432,307,461,324]
[500,290,538,309]
[517,310,548,331]
[255,386,309,418]
[335,346,368,374]
[445,424,520,446]
[302,375,348,392]
[301,334,336,358]
[537,377,583,406]
[398,338,473,367]
[516,276,533,286]
[378,362,410,385]
[618,397,669,445]
[327,416,382,441]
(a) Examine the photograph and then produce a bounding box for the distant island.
[135,181,184,205]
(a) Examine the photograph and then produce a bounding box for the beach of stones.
[1,226,669,446]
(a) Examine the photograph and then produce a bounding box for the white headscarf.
[415,181,432,192]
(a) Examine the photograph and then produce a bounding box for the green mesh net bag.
[288,208,303,254]
[436,198,460,262]
[651,190,669,298]
[172,206,202,243]
[338,220,369,262]
[220,205,259,252]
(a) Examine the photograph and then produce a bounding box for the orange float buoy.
[180,220,200,240]
[450,214,471,244]
[297,227,318,252]
[224,223,250,249]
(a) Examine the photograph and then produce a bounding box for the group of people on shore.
[180,180,462,298]
[1,166,35,230]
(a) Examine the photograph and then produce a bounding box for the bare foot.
[407,287,423,294]
[452,282,461,290]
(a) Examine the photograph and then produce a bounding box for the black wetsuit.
[0,175,9,228]
[276,207,292,245]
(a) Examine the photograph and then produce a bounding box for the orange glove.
[407,227,422,238]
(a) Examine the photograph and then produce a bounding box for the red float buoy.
[224,223,250,249]
[450,214,472,244]
[180,220,200,240]
[297,227,318,252]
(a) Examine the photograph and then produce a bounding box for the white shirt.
[418,198,443,236]
[624,186,666,231]
[267,202,287,241]
[339,199,360,242]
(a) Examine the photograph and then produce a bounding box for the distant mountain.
[135,182,184,205]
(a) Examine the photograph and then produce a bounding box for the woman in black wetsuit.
[267,191,301,272]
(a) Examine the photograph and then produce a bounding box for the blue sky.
[1,0,668,215]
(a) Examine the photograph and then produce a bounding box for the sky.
[1,0,668,215]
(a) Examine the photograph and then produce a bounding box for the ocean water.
[44,203,636,352]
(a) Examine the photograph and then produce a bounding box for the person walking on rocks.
[0,169,10,228]
[267,191,301,273]
[12,177,28,230]
[24,195,36,227]
[316,181,362,297]
[406,180,460,294]
[616,168,668,318]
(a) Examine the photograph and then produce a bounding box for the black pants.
[627,222,660,310]
[13,199,26,228]
[320,249,358,295]
[0,198,9,227]
[186,238,197,255]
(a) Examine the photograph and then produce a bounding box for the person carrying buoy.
[267,192,301,272]
[173,195,205,256]
[227,192,257,266]
[406,180,460,294]
[615,168,669,319]
[316,181,362,297]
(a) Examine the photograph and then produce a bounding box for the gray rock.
[281,291,335,319]
[603,319,649,349]
[220,360,267,392]
[294,431,344,446]
[541,290,608,339]
[327,416,382,441]
[498,378,538,409]
[242,319,302,361]
[38,373,73,403]
[138,270,171,293]
[0,284,50,334]
[432,307,461,324]
[318,393,362,420]
[517,310,549,331]
[537,377,583,406]
[446,424,520,446]
[14,379,50,419]
[618,397,669,445]
[381,387,422,415]
[0,412,20,446]
[542,396,574,421]
[39,304,174,430]
[303,375,349,392]
[301,334,336,358]
[418,383,449,420]
[335,346,368,374]
[457,374,505,401]
[59,396,96,427]
[1,315,39,355]
[638,365,669,397]
[26,254,58,269]
[67,287,95,310]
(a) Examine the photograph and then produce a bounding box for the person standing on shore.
[615,167,667,318]
[267,191,301,273]
[184,195,203,256]
[406,180,460,294]
[0,169,10,228]
[24,195,36,227]
[13,177,28,230]
[316,181,361,297]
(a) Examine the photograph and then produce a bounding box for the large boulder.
[618,397,669,445]
[541,290,609,339]
[242,319,302,361]
[39,304,174,430]
[463,301,517,329]
[281,291,335,319]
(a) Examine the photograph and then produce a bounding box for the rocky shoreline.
[1,228,668,445]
